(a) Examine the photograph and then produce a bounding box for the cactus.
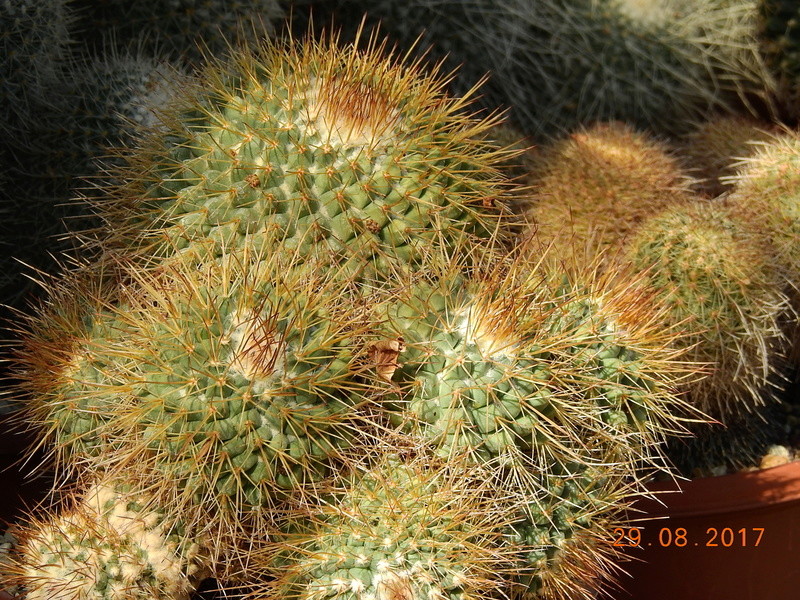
[727,128,800,279]
[321,0,774,138]
[522,121,694,268]
[623,198,790,418]
[93,31,515,281]
[373,250,697,478]
[12,244,388,524]
[73,0,284,65]
[2,476,211,600]
[679,113,776,197]
[265,452,517,600]
[254,439,648,600]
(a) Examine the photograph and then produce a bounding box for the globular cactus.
[253,441,649,600]
[726,127,800,280]
[372,250,698,479]
[12,245,385,523]
[522,121,694,269]
[263,452,517,600]
[623,198,790,419]
[73,0,284,65]
[1,475,211,600]
[94,30,516,279]
[678,113,776,197]
[320,0,774,138]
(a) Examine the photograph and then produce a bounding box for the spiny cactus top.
[99,31,515,280]
[263,451,518,600]
[373,252,698,476]
[3,478,210,600]
[14,247,383,516]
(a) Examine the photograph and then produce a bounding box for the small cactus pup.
[253,447,521,600]
[97,29,516,281]
[371,248,699,482]
[1,473,212,600]
[623,198,791,420]
[678,113,777,198]
[73,0,284,65]
[522,121,694,271]
[12,243,386,528]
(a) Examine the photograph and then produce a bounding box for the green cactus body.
[624,199,789,417]
[270,454,515,600]
[18,248,380,512]
[102,34,512,280]
[376,258,695,475]
[5,480,209,600]
[523,121,694,267]
[264,449,638,600]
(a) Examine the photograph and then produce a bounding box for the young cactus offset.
[97,30,515,280]
[262,451,518,600]
[2,475,211,600]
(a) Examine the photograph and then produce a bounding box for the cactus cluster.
[5,2,800,600]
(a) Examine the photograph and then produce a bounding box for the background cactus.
[72,0,284,65]
[301,0,775,139]
[757,0,800,120]
[522,121,695,267]
[678,113,776,197]
[625,198,790,416]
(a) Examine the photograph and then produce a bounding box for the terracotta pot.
[618,461,800,599]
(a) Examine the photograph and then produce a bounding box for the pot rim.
[630,460,800,519]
